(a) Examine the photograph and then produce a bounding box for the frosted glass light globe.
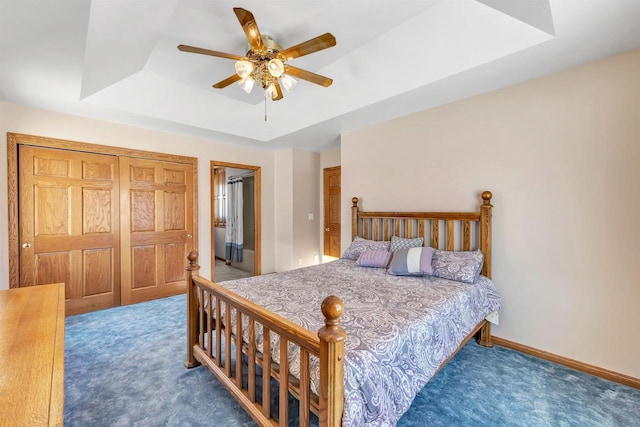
[267,58,284,77]
[235,60,254,78]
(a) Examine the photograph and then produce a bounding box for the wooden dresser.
[0,283,65,426]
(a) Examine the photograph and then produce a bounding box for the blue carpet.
[65,294,640,426]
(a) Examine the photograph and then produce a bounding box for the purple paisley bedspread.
[218,259,502,426]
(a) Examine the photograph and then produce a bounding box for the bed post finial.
[480,191,492,279]
[318,296,346,427]
[352,197,358,208]
[185,250,201,369]
[187,250,200,271]
[321,295,345,327]
[482,191,493,205]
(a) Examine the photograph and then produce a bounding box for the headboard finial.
[352,197,359,208]
[482,191,493,205]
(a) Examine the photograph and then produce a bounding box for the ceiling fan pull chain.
[264,90,268,121]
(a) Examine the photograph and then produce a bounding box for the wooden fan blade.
[280,33,336,61]
[272,82,283,101]
[178,44,243,61]
[233,8,264,51]
[285,66,333,87]
[213,74,241,89]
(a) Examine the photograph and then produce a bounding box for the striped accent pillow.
[356,250,392,268]
[387,247,434,276]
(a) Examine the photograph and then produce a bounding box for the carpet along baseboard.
[493,336,640,390]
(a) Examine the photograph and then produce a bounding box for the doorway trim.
[7,132,199,289]
[210,160,261,278]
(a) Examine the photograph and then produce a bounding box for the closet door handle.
[325,228,330,232]
[22,242,32,249]
[186,234,193,239]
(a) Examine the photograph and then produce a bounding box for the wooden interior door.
[120,157,194,305]
[18,145,120,315]
[323,166,341,258]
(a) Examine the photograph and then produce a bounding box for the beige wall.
[292,149,321,267]
[0,101,277,287]
[341,49,640,378]
[320,147,341,170]
[274,148,322,271]
[274,149,294,271]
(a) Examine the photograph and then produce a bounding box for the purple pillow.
[431,249,484,283]
[356,250,392,268]
[341,236,391,261]
[387,247,434,276]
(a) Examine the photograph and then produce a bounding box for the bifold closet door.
[119,157,194,305]
[18,145,121,315]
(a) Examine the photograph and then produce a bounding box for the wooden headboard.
[351,191,493,278]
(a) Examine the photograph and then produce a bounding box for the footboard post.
[477,321,494,348]
[318,296,347,427]
[185,251,201,369]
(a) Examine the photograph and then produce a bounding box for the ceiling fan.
[178,7,336,102]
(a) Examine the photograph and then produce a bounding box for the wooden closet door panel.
[18,146,120,315]
[120,157,194,305]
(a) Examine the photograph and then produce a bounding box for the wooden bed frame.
[185,191,494,426]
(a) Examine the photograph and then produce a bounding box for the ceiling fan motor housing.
[249,35,283,55]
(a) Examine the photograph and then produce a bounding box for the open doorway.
[211,161,261,283]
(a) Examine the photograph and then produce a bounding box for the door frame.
[210,160,261,278]
[7,133,199,289]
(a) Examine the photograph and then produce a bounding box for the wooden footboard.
[185,251,346,427]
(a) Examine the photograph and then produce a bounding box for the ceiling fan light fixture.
[178,7,336,107]
[280,73,297,93]
[267,58,285,77]
[265,82,278,99]
[238,76,255,94]
[235,60,254,78]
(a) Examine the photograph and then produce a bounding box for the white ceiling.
[1,0,640,152]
